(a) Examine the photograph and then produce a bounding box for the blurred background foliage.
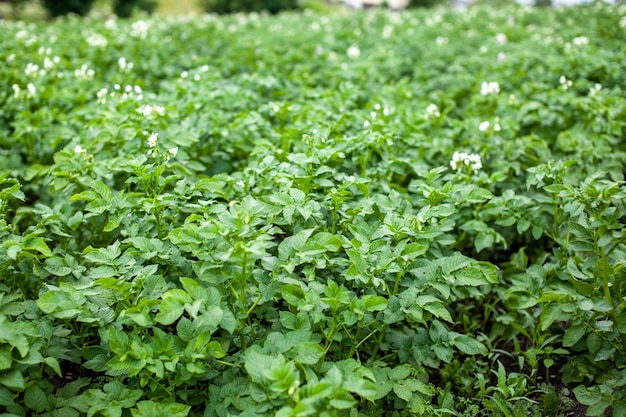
[1,0,456,19]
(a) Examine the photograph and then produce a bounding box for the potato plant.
[1,3,625,416]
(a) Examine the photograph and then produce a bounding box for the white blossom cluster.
[480,81,500,96]
[139,104,165,118]
[425,103,440,118]
[131,20,151,39]
[118,57,134,73]
[74,64,95,80]
[97,85,143,103]
[85,33,108,47]
[11,83,36,99]
[450,151,482,173]
[479,120,501,132]
[589,83,602,96]
[559,75,573,90]
[347,45,361,58]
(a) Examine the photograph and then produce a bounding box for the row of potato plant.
[1,3,625,417]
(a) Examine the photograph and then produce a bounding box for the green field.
[1,3,626,417]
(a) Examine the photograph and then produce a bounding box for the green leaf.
[344,375,377,401]
[281,285,306,306]
[563,324,586,347]
[432,345,453,363]
[389,365,412,380]
[441,254,471,274]
[22,236,52,257]
[451,334,487,355]
[0,347,12,370]
[24,384,48,413]
[44,357,62,377]
[278,228,316,260]
[131,401,190,417]
[207,341,226,359]
[37,289,84,318]
[573,385,601,406]
[454,266,487,286]
[43,257,72,276]
[0,370,25,390]
[155,297,185,326]
[403,379,433,396]
[393,383,413,402]
[363,295,388,312]
[616,310,626,334]
[422,302,452,322]
[244,349,275,381]
[293,342,325,365]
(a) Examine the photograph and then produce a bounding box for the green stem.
[600,253,613,309]
[392,271,401,296]
[369,324,386,361]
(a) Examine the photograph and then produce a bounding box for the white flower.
[139,104,165,117]
[25,63,40,77]
[85,33,108,47]
[12,84,20,98]
[131,20,150,39]
[147,133,158,147]
[26,83,36,97]
[168,147,178,156]
[363,120,370,129]
[74,145,87,154]
[436,36,448,46]
[43,57,55,70]
[450,151,482,173]
[97,88,108,103]
[347,44,360,58]
[180,71,188,79]
[479,121,490,132]
[589,83,602,96]
[426,103,440,118]
[496,33,507,45]
[572,36,589,46]
[559,75,573,90]
[74,64,94,80]
[493,122,501,132]
[480,81,500,96]
[118,57,133,73]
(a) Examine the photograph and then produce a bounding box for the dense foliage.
[196,0,300,14]
[39,0,96,16]
[1,3,626,416]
